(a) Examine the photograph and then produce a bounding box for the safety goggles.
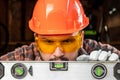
[35,32,82,54]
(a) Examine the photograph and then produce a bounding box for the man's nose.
[52,47,64,57]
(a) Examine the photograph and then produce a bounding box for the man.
[0,0,120,61]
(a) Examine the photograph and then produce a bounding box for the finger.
[89,50,101,61]
[98,51,108,61]
[108,53,119,61]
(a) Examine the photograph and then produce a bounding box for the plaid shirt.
[0,39,120,61]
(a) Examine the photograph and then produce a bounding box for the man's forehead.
[38,34,74,40]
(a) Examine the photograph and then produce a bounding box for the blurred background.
[0,0,120,56]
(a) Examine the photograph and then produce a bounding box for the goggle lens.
[35,33,82,54]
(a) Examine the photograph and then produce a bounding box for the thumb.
[76,54,89,61]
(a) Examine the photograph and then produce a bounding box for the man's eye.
[62,39,74,43]
[45,40,54,44]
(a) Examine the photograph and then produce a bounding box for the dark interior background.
[0,0,120,56]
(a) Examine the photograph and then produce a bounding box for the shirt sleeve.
[0,43,35,61]
[83,39,120,56]
[0,47,24,61]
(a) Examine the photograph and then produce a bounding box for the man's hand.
[76,50,119,61]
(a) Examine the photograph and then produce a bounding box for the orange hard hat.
[29,0,89,35]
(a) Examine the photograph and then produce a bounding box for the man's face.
[35,32,83,61]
